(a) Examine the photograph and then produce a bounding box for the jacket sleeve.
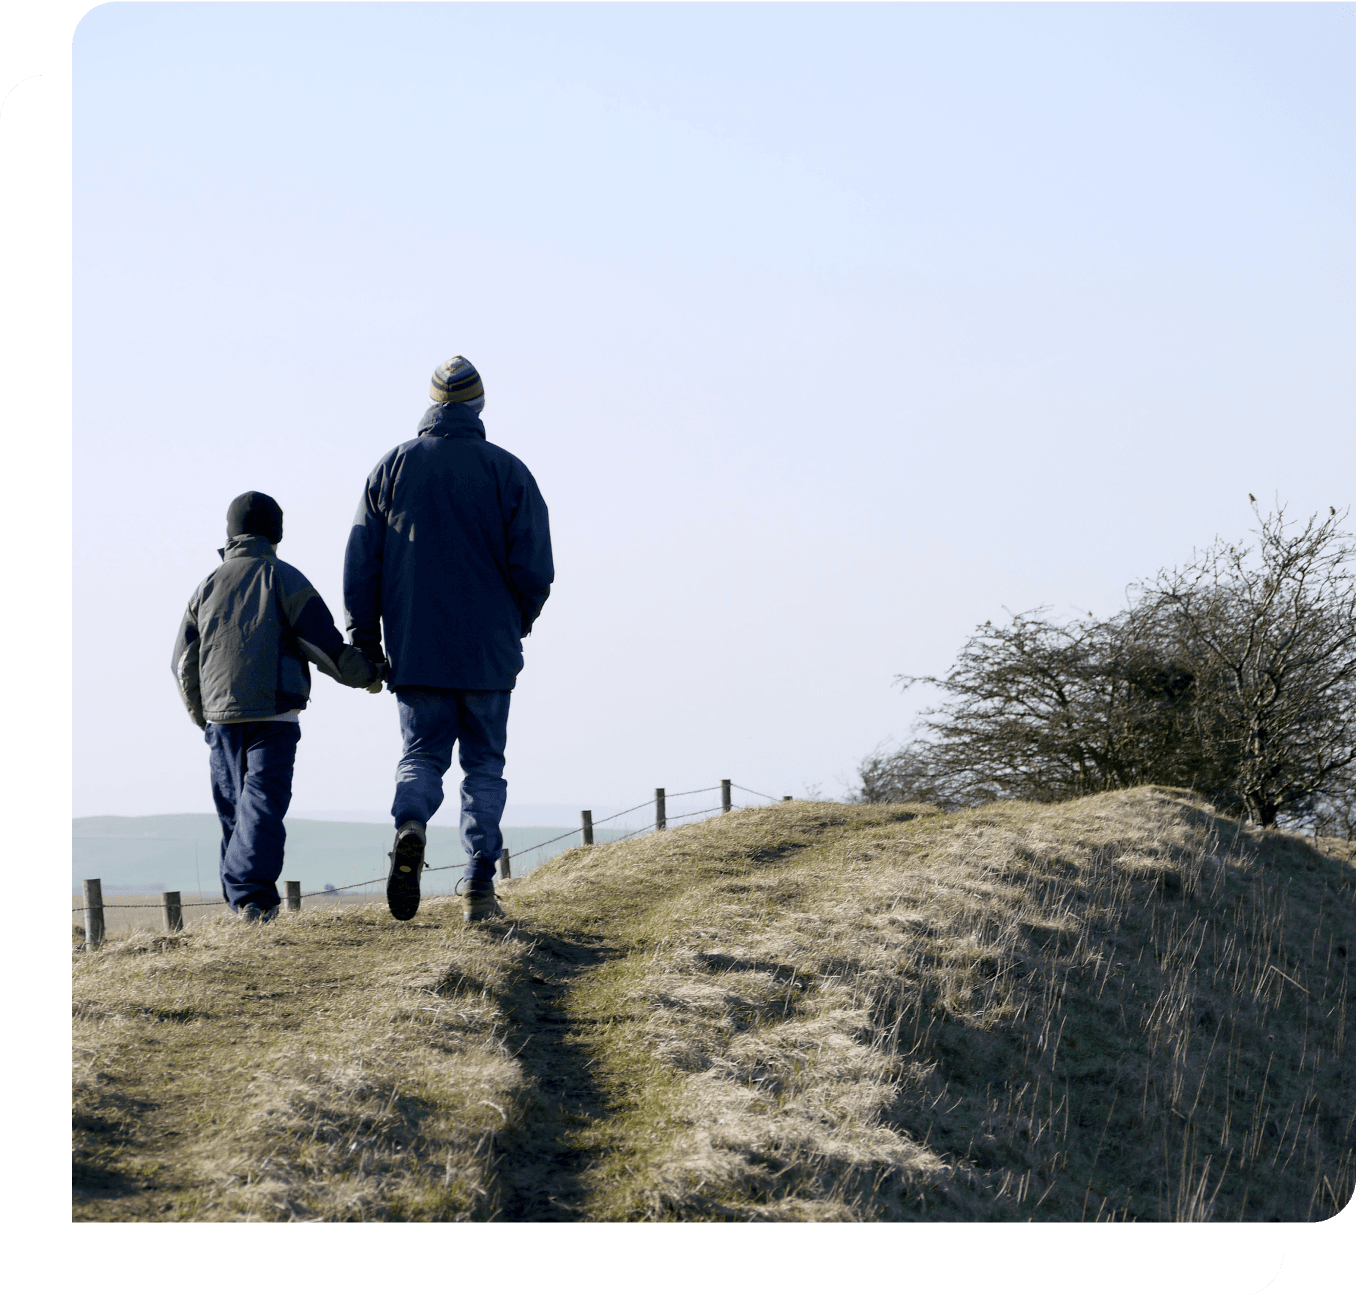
[282,578,380,689]
[172,596,206,728]
[343,469,387,660]
[503,463,554,636]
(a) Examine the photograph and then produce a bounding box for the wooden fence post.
[721,780,731,813]
[581,810,594,846]
[499,848,512,880]
[83,879,104,951]
[656,788,666,831]
[162,890,183,933]
[284,880,301,913]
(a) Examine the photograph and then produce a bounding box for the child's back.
[179,533,373,724]
[171,492,379,921]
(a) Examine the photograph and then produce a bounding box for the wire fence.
[73,779,793,939]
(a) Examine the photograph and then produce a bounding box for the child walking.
[171,492,382,921]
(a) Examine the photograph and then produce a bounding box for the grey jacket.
[173,535,376,726]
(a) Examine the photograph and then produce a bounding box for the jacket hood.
[417,401,486,441]
[218,535,279,561]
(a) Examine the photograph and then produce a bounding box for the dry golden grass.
[505,789,1356,1221]
[73,789,1355,1221]
[73,897,524,1220]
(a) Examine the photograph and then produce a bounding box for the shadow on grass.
[73,1158,143,1198]
[484,927,620,1221]
[73,1092,161,1205]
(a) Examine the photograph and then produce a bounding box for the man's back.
[343,399,553,690]
[349,355,552,923]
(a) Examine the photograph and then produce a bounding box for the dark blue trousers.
[392,688,510,884]
[205,722,301,911]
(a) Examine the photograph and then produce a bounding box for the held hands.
[351,640,388,693]
[365,656,390,694]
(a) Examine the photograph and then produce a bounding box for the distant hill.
[72,814,624,895]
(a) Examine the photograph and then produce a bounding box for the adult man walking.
[344,357,553,922]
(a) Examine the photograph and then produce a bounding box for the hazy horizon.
[75,788,782,829]
[72,809,640,894]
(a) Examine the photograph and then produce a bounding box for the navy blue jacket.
[343,402,554,691]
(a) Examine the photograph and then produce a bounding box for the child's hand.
[365,680,384,694]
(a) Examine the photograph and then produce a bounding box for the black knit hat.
[226,491,283,544]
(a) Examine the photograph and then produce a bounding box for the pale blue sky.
[71,1,1354,819]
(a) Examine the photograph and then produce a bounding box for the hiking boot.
[387,820,427,921]
[461,879,502,923]
[238,902,278,924]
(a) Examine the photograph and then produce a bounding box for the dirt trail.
[485,928,621,1219]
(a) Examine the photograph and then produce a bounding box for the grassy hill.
[72,788,1355,1221]
[72,815,624,896]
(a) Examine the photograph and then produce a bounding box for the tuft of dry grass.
[74,789,1356,1221]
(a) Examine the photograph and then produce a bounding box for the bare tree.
[894,613,1113,804]
[853,740,978,809]
[859,505,1355,830]
[1148,504,1356,828]
[884,609,1218,808]
[1311,767,1356,842]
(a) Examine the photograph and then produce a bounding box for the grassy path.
[74,794,1356,1221]
[74,888,696,1221]
[72,802,852,1222]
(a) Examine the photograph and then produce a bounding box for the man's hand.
[364,655,389,694]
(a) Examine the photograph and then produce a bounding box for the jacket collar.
[416,401,486,440]
[219,535,278,561]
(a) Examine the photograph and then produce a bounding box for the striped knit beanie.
[430,356,485,405]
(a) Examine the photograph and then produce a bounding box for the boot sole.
[387,833,425,921]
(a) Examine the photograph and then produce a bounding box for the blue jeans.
[205,722,301,911]
[392,688,511,884]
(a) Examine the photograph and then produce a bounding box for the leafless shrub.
[866,505,1355,833]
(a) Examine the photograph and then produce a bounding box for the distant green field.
[72,815,628,897]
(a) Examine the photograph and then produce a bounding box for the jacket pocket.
[279,653,312,706]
